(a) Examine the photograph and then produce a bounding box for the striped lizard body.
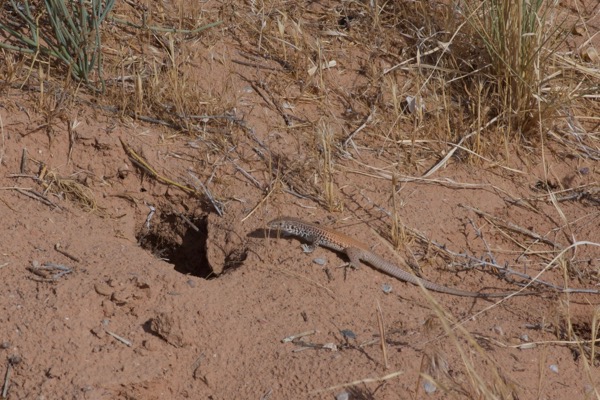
[268,216,534,298]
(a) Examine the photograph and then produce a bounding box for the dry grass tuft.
[317,120,342,211]
[42,169,97,212]
[464,0,565,136]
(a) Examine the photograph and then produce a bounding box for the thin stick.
[232,58,283,72]
[247,80,293,126]
[310,370,404,394]
[241,183,276,222]
[109,17,222,35]
[376,300,389,369]
[230,159,263,189]
[343,106,375,148]
[1,361,11,399]
[19,149,27,174]
[188,172,223,216]
[16,188,59,208]
[178,213,200,232]
[105,330,132,347]
[282,330,318,343]
[461,204,563,249]
[408,226,599,294]
[422,115,499,177]
[119,138,199,196]
[54,243,81,262]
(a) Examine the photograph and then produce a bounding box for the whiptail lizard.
[268,217,536,298]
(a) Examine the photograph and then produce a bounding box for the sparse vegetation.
[0,0,115,91]
[464,0,567,136]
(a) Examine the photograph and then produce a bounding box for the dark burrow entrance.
[136,211,213,278]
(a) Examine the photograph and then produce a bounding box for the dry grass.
[5,0,596,159]
[464,0,565,136]
[42,169,98,212]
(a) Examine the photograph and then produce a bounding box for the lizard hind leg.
[344,247,365,270]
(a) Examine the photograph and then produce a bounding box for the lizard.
[267,216,538,298]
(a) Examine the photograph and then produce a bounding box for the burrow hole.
[136,212,213,278]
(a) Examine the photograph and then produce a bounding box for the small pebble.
[117,165,129,179]
[81,385,94,393]
[549,364,559,374]
[335,391,349,400]
[423,380,437,394]
[313,258,327,266]
[381,283,393,294]
[9,355,21,365]
[340,329,356,340]
[579,167,589,175]
[520,334,530,342]
[0,342,10,349]
[493,326,504,336]
[94,283,113,297]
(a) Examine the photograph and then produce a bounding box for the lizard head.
[267,217,309,238]
[267,217,294,233]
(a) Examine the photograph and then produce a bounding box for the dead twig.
[232,58,284,72]
[1,362,10,399]
[105,330,132,347]
[229,158,263,190]
[244,78,306,126]
[460,204,564,249]
[19,149,27,174]
[408,227,600,294]
[422,115,500,178]
[187,172,223,216]
[343,106,375,148]
[119,138,200,197]
[178,213,200,232]
[15,188,60,208]
[376,300,389,370]
[310,370,404,394]
[1,356,20,399]
[28,261,73,281]
[54,243,81,262]
[281,330,318,343]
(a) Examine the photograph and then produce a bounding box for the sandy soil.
[0,1,599,399]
